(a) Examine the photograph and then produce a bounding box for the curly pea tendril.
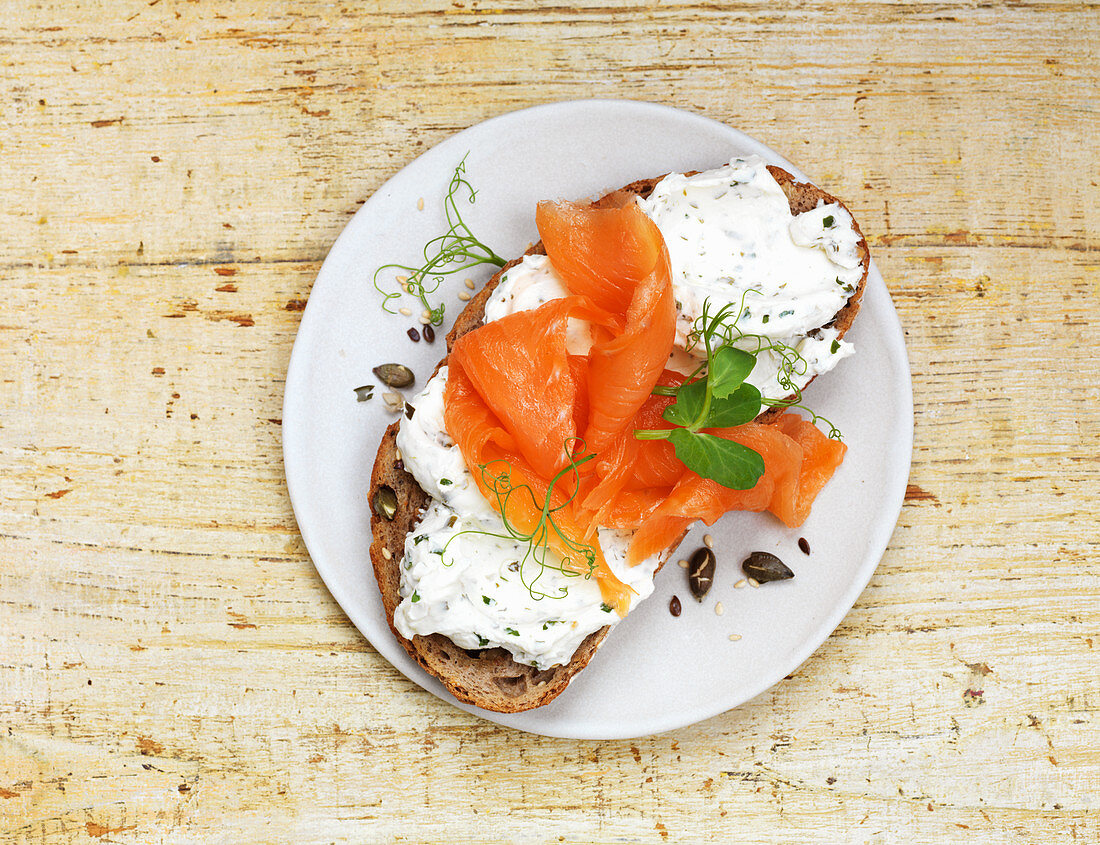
[372,154,506,327]
[685,295,844,440]
[439,440,598,603]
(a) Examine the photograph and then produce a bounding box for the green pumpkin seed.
[372,363,415,389]
[373,486,398,521]
[741,551,793,583]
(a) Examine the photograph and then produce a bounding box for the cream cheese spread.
[392,156,863,669]
[393,368,661,669]
[637,155,862,347]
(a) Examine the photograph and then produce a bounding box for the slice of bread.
[369,165,870,713]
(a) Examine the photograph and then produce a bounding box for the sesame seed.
[417,197,425,211]
[396,275,408,284]
[464,278,476,290]
[458,291,472,301]
[748,577,760,588]
[734,579,747,589]
[677,559,689,569]
[381,547,392,560]
[395,448,403,462]
[703,534,714,549]
[728,633,742,642]
[714,602,725,616]
[419,315,431,325]
[399,307,412,316]
[421,308,431,319]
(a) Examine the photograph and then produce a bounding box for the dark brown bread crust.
[372,165,870,713]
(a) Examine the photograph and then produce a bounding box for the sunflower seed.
[382,391,404,413]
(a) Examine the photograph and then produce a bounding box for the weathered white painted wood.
[1,2,1097,842]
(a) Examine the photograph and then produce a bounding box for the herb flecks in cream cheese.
[394,369,661,669]
[394,156,863,669]
[636,156,862,346]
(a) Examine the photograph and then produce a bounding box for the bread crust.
[369,165,870,713]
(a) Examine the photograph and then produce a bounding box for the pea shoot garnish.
[634,298,843,490]
[372,154,506,326]
[441,440,602,603]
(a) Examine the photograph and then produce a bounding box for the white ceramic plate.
[283,99,913,740]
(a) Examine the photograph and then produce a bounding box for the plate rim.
[283,98,914,739]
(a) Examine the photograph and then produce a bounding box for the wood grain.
[1,1,1097,842]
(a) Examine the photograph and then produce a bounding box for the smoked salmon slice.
[537,201,677,454]
[626,414,847,564]
[442,194,848,606]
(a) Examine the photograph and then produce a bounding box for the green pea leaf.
[662,377,705,427]
[707,346,756,399]
[667,428,765,490]
[701,382,762,429]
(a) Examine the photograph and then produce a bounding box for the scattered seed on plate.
[419,315,431,325]
[421,308,431,319]
[458,291,472,301]
[714,601,725,616]
[734,579,747,589]
[703,534,714,549]
[399,307,412,316]
[748,577,760,588]
[382,391,404,413]
[728,633,742,642]
[687,547,716,600]
[396,274,408,283]
[464,278,476,290]
[798,537,811,555]
[417,197,425,211]
[381,547,392,560]
[423,325,435,343]
[407,327,420,342]
[742,551,794,583]
[373,363,415,388]
[677,559,689,569]
[669,595,682,617]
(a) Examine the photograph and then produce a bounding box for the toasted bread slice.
[369,165,870,713]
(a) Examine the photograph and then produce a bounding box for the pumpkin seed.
[373,486,397,521]
[687,547,716,601]
[353,384,374,402]
[373,363,415,389]
[741,551,794,583]
[669,595,682,617]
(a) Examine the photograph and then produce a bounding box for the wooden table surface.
[2,2,1097,842]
